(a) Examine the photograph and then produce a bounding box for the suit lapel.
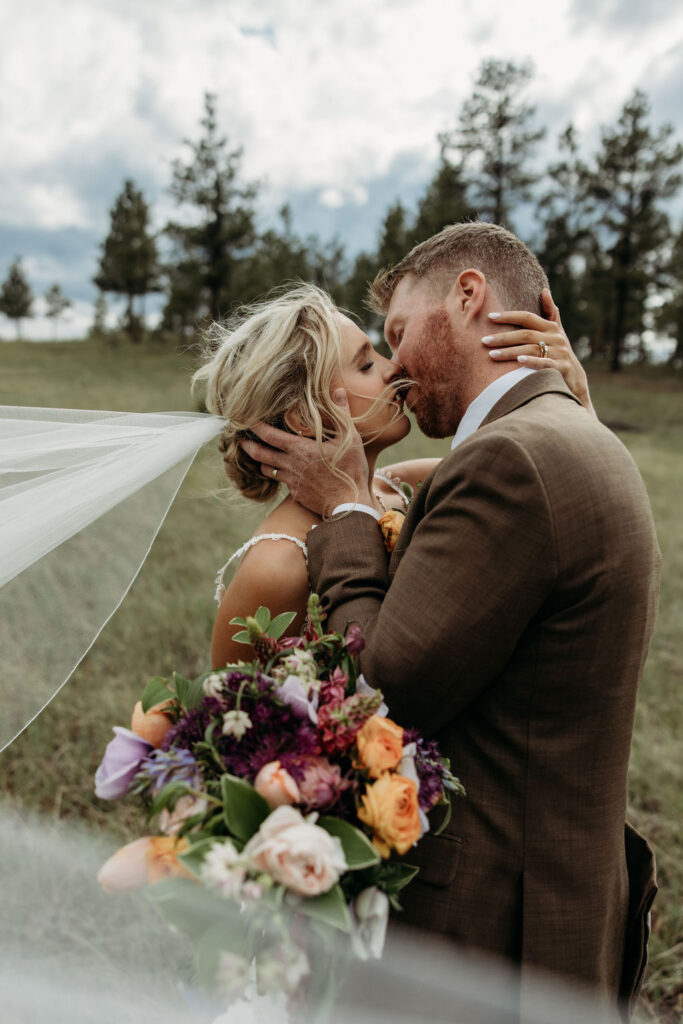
[479,368,582,430]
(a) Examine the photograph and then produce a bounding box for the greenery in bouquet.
[94,594,464,1013]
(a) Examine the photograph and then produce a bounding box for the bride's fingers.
[541,288,564,330]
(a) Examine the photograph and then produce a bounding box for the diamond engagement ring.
[538,340,548,358]
[271,467,278,480]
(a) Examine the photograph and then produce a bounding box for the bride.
[192,283,591,668]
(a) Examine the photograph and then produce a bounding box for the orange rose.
[356,715,404,779]
[378,509,405,553]
[358,774,421,857]
[131,699,174,747]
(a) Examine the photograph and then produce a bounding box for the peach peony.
[356,715,404,779]
[254,760,301,808]
[97,835,191,892]
[243,805,347,896]
[358,773,421,857]
[130,699,174,747]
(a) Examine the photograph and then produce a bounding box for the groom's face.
[384,274,464,438]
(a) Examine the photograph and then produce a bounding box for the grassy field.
[1,339,681,1020]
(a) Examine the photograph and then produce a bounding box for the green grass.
[1,341,681,1019]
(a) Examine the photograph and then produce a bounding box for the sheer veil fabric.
[0,406,223,751]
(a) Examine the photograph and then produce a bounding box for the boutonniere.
[378,509,405,553]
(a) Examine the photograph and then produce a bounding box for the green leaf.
[230,629,251,645]
[147,781,191,818]
[141,676,172,713]
[173,672,193,707]
[432,796,452,837]
[145,877,240,941]
[254,606,271,630]
[220,774,270,842]
[293,883,351,932]
[229,616,248,627]
[317,817,380,870]
[266,610,297,639]
[182,675,206,710]
[382,862,419,893]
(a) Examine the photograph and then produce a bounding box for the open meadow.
[1,338,681,1020]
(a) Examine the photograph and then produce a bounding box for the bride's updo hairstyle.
[192,284,355,502]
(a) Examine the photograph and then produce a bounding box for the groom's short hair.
[368,221,549,315]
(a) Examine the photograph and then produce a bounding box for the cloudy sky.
[1,0,682,339]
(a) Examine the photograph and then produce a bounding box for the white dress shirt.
[450,366,535,450]
[333,366,535,519]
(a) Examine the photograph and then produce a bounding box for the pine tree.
[586,90,682,371]
[0,258,33,340]
[412,154,475,243]
[536,125,593,349]
[94,179,160,340]
[655,226,683,367]
[166,93,257,323]
[89,292,108,338]
[440,59,545,228]
[234,205,311,303]
[44,284,72,340]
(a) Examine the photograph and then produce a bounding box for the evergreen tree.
[166,93,257,322]
[586,90,682,371]
[440,58,545,227]
[412,155,475,243]
[94,179,160,340]
[655,226,683,367]
[44,284,72,340]
[234,205,311,302]
[0,258,33,340]
[536,125,593,349]
[89,292,108,338]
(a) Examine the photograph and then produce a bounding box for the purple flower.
[344,624,365,655]
[277,675,319,723]
[95,727,153,800]
[135,747,200,792]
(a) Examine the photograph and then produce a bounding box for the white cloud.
[1,0,682,336]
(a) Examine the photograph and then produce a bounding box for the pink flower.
[243,805,347,896]
[254,760,301,808]
[97,836,191,891]
[159,794,208,836]
[297,756,349,811]
[319,667,348,706]
[344,624,365,655]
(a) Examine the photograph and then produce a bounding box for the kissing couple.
[197,221,660,1020]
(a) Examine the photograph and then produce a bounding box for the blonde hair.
[369,221,549,315]
[192,283,360,502]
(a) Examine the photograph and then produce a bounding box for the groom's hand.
[239,389,373,517]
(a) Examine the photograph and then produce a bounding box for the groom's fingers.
[239,436,289,469]
[249,421,295,451]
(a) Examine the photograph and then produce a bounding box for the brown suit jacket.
[307,370,660,1007]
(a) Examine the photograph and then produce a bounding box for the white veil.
[0,405,223,751]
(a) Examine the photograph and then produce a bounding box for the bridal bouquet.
[95,595,463,1016]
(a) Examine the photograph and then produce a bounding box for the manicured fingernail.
[488,350,501,358]
[518,355,529,363]
[488,312,501,319]
[481,335,495,343]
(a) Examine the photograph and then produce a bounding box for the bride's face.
[334,314,411,449]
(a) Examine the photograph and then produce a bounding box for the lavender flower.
[136,747,199,793]
[95,727,153,800]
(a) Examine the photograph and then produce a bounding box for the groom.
[243,223,660,1015]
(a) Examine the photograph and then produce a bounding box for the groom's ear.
[448,269,487,326]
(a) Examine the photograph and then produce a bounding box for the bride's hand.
[239,390,373,518]
[482,289,595,415]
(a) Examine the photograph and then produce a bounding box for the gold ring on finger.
[537,340,548,358]
[271,467,278,480]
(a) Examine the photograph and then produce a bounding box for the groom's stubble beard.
[409,309,466,439]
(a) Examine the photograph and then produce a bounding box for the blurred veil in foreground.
[0,405,223,751]
[1,802,621,1024]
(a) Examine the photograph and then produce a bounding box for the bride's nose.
[381,356,403,384]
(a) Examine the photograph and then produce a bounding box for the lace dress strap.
[214,533,308,604]
[373,469,409,508]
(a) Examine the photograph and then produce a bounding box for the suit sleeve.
[307,434,557,736]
